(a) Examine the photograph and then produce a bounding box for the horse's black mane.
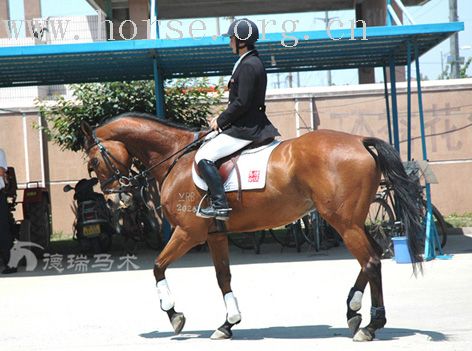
[98,112,201,131]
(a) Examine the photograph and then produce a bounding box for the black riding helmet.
[224,18,259,47]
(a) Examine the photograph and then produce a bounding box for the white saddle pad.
[192,140,281,192]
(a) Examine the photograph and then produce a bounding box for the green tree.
[459,57,472,78]
[438,57,472,80]
[37,78,224,152]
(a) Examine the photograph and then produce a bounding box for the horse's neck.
[159,149,196,193]
[118,122,194,183]
[21,249,38,270]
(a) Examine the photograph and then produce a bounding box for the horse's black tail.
[363,137,423,274]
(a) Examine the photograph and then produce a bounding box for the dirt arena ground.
[1,233,471,351]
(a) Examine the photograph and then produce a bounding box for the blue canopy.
[0,22,463,87]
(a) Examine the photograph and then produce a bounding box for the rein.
[88,129,211,193]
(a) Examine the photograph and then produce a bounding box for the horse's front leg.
[206,234,242,340]
[153,225,205,334]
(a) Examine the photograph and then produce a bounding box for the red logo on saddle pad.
[248,170,260,183]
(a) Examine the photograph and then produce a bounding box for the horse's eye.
[88,158,100,176]
[90,158,99,168]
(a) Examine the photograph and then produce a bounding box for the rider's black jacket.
[217,50,280,143]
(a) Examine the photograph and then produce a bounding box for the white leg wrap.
[157,279,175,311]
[224,292,241,324]
[349,291,363,311]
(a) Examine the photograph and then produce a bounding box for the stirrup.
[196,194,210,218]
[196,208,213,219]
[196,206,232,220]
[196,194,231,220]
[215,208,232,221]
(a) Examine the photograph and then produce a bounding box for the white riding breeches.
[195,133,252,164]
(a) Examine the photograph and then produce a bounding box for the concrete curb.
[447,227,472,235]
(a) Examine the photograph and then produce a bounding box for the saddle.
[194,137,275,200]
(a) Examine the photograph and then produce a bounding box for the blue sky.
[6,0,472,86]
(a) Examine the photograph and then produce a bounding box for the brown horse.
[81,112,422,342]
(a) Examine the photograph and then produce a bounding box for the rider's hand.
[210,117,219,131]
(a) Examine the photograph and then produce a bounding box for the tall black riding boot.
[196,159,231,221]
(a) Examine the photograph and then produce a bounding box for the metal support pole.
[153,57,165,118]
[382,65,393,145]
[415,45,427,161]
[38,113,46,188]
[152,1,171,243]
[386,0,392,26]
[151,0,164,117]
[104,0,113,19]
[96,8,105,40]
[22,112,30,183]
[387,4,402,25]
[309,97,315,130]
[150,0,157,39]
[393,0,416,24]
[155,0,160,38]
[406,41,412,161]
[414,44,441,260]
[389,56,400,152]
[154,57,171,242]
[449,0,460,79]
[325,11,333,85]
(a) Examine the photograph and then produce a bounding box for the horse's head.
[7,240,24,268]
[7,240,44,269]
[81,121,133,210]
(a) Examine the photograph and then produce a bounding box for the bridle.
[85,131,134,192]
[86,129,210,194]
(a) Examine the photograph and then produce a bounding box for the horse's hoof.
[353,327,375,342]
[210,320,238,340]
[170,312,186,334]
[210,327,232,340]
[347,315,362,336]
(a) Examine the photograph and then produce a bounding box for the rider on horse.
[195,18,280,221]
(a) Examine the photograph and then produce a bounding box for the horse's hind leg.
[153,225,206,334]
[336,224,386,341]
[346,236,384,335]
[206,234,242,340]
[357,259,386,342]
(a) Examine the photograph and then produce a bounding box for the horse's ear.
[80,121,94,150]
[80,120,93,139]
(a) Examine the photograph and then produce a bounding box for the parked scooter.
[116,179,163,251]
[63,178,114,253]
